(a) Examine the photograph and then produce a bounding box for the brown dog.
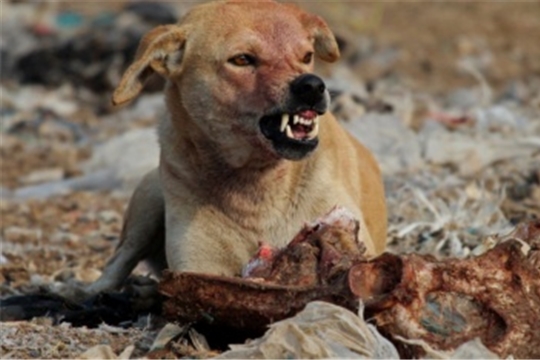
[88,0,386,294]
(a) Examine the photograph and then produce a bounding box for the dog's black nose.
[290,74,326,107]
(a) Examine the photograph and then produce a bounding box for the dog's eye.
[302,52,314,64]
[228,54,256,67]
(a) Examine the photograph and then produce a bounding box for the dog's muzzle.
[259,74,328,160]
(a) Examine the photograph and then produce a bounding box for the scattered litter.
[83,128,160,191]
[150,323,186,351]
[217,301,399,359]
[2,1,540,359]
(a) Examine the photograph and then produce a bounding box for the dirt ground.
[1,1,539,358]
[313,2,540,92]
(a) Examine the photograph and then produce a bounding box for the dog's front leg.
[87,169,166,294]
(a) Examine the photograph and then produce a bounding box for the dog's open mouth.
[259,109,321,160]
[278,110,320,141]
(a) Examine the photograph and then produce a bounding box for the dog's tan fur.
[89,0,386,293]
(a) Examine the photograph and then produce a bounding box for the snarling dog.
[88,0,387,294]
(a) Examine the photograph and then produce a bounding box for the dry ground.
[1,2,539,358]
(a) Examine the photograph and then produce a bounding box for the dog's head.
[113,0,339,163]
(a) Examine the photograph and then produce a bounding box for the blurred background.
[1,1,540,356]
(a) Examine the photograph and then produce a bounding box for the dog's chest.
[216,170,345,247]
[226,192,335,248]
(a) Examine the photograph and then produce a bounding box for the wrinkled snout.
[290,74,326,108]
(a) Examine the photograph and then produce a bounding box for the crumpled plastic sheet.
[216,301,399,359]
[215,301,500,360]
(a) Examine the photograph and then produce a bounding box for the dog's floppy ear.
[112,25,189,106]
[302,14,340,63]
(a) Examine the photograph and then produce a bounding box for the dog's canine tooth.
[280,114,289,132]
[286,124,294,138]
[293,115,300,125]
[307,121,319,139]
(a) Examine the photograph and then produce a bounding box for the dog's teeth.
[299,117,313,125]
[307,121,319,139]
[280,114,288,132]
[286,124,294,138]
[293,115,300,125]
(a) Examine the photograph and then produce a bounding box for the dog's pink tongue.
[298,110,317,120]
